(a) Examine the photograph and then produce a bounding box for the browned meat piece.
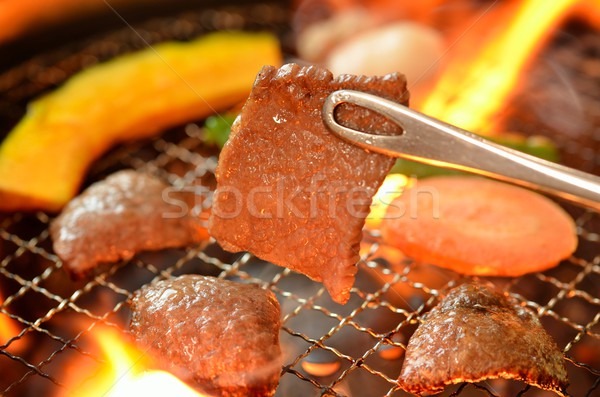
[399,283,569,396]
[209,63,408,304]
[129,275,282,397]
[50,170,207,278]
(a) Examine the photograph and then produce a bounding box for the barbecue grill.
[0,1,599,396]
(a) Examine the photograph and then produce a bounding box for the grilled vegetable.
[203,113,238,148]
[0,31,282,212]
[381,176,577,276]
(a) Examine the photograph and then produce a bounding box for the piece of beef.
[399,282,569,396]
[50,170,206,277]
[129,275,282,397]
[209,63,408,304]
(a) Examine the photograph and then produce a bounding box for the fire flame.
[366,174,412,230]
[418,0,578,134]
[61,327,206,397]
[0,291,26,354]
[574,0,600,29]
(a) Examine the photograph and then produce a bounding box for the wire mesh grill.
[0,3,599,397]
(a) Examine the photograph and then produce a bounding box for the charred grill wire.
[0,3,599,397]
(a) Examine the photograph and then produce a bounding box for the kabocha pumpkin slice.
[0,31,282,212]
[399,283,569,395]
[209,63,409,304]
[380,176,577,276]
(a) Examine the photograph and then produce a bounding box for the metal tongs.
[323,90,600,212]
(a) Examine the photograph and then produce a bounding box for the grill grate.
[0,3,599,396]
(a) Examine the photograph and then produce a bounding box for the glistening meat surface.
[209,63,408,304]
[51,170,206,277]
[399,283,569,395]
[129,275,282,397]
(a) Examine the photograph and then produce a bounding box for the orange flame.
[0,291,26,354]
[574,0,600,29]
[419,0,577,134]
[365,174,412,230]
[60,327,206,397]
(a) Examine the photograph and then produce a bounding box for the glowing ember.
[419,0,578,134]
[61,327,206,397]
[0,292,25,354]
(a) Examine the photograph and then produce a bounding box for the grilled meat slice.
[50,170,206,277]
[129,275,282,397]
[209,63,408,304]
[399,282,569,395]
